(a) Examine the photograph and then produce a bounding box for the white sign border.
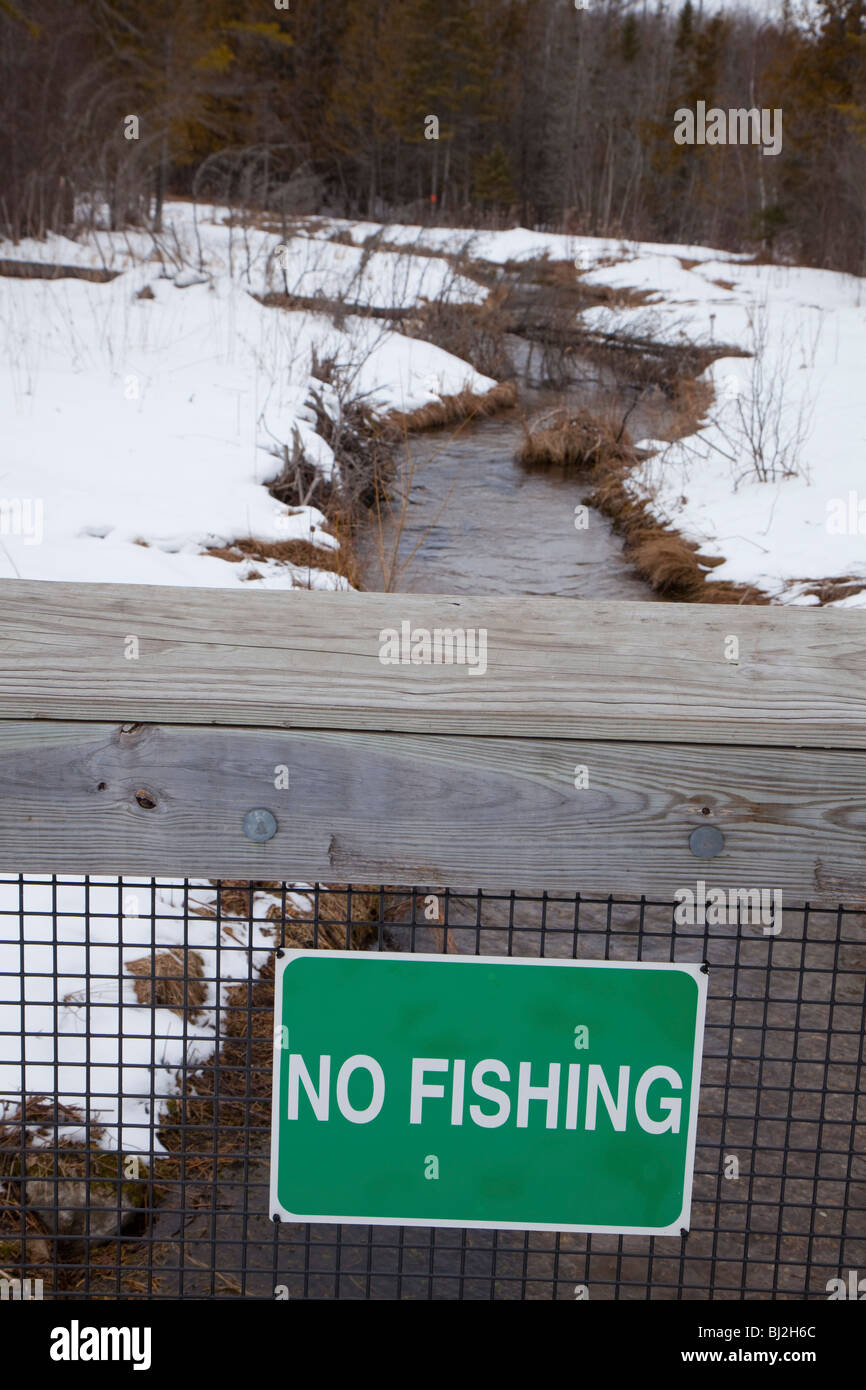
[268,951,708,1238]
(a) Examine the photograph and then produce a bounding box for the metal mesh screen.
[0,876,863,1301]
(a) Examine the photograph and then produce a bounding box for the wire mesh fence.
[0,875,863,1300]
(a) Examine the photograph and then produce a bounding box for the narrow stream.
[359,343,660,603]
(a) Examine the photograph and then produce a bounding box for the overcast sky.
[652,0,805,16]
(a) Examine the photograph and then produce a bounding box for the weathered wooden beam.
[1,719,864,901]
[0,580,864,748]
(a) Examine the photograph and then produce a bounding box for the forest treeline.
[1,0,865,273]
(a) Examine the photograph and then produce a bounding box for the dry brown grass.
[586,457,770,604]
[665,376,714,439]
[582,282,657,311]
[255,289,408,324]
[787,576,866,604]
[0,1104,60,1272]
[386,380,517,435]
[204,533,358,587]
[518,408,631,473]
[267,884,414,950]
[126,948,207,1019]
[0,1101,150,1283]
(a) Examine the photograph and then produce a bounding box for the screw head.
[242,808,278,843]
[689,825,725,859]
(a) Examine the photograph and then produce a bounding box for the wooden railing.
[0,578,864,902]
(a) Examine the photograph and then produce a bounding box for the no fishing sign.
[269,952,707,1235]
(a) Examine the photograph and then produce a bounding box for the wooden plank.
[1,720,864,902]
[0,580,864,747]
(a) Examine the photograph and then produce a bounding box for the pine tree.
[675,1,694,54]
[81,0,293,226]
[473,142,517,208]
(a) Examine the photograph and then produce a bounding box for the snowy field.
[2,201,864,1148]
[322,215,866,606]
[0,203,492,590]
[580,248,866,606]
[5,203,863,603]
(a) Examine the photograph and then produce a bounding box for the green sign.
[269,952,707,1235]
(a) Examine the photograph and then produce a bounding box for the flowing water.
[359,344,660,603]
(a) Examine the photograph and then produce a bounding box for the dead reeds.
[386,381,517,436]
[204,534,359,588]
[517,407,630,473]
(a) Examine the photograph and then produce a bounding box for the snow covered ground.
[579,249,866,606]
[0,203,492,590]
[6,204,861,603]
[2,201,864,1150]
[319,216,866,606]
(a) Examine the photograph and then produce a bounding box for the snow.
[307,216,752,270]
[326,216,865,605]
[0,204,492,589]
[577,254,866,603]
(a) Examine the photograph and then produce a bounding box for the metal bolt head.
[242,808,278,843]
[689,825,725,859]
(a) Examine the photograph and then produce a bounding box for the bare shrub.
[404,294,515,380]
[696,305,820,488]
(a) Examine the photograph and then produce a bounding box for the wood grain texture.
[0,580,864,747]
[1,720,864,901]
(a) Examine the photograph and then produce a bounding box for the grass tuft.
[126,948,207,1018]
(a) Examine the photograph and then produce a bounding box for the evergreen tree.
[675,1,694,54]
[473,143,517,208]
